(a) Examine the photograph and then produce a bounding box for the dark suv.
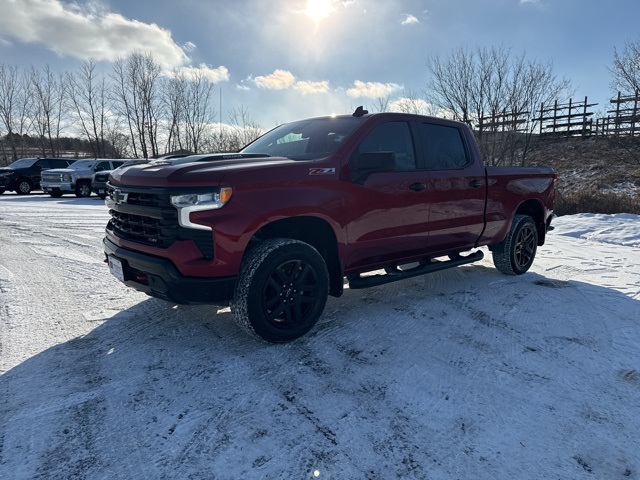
[0,157,76,194]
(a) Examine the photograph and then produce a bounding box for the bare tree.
[0,64,34,161]
[204,106,262,153]
[425,46,571,165]
[66,59,113,157]
[610,37,640,94]
[164,69,217,154]
[30,65,67,157]
[111,52,163,158]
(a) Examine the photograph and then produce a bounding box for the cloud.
[0,0,188,69]
[294,80,330,94]
[254,69,296,89]
[389,97,431,114]
[176,64,230,83]
[182,41,197,53]
[346,80,403,98]
[401,14,419,25]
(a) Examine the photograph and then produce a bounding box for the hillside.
[526,136,640,215]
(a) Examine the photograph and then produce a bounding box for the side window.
[419,123,470,170]
[356,122,416,171]
[112,161,125,169]
[51,159,70,168]
[96,161,111,171]
[34,159,51,169]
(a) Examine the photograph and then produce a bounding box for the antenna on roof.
[352,106,368,117]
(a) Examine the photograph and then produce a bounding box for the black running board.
[347,250,484,290]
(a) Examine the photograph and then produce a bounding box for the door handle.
[409,182,427,191]
[469,180,483,188]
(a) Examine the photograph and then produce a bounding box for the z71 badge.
[309,167,336,176]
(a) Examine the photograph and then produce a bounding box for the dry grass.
[526,136,640,216]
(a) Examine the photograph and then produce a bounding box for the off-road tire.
[16,179,32,195]
[75,181,92,197]
[230,238,329,343]
[492,214,538,275]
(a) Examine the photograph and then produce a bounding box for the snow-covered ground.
[1,193,639,480]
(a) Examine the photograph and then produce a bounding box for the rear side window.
[50,159,72,168]
[112,161,125,168]
[419,123,470,170]
[34,159,51,169]
[356,121,416,171]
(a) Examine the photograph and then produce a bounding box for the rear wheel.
[16,179,32,195]
[75,181,91,197]
[231,238,329,343]
[492,214,538,275]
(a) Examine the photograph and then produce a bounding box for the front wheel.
[16,179,32,195]
[75,182,91,197]
[492,214,538,275]
[231,238,329,343]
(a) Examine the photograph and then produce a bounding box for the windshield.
[66,160,96,170]
[7,158,36,169]
[240,116,363,160]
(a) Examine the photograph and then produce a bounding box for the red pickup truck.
[104,108,555,342]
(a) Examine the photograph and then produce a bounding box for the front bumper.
[103,237,236,306]
[41,182,74,193]
[92,181,107,196]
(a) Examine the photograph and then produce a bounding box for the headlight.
[62,174,72,182]
[170,188,233,209]
[170,187,233,231]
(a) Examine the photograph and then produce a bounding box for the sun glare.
[304,0,334,21]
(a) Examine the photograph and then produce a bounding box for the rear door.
[33,159,52,186]
[417,121,486,253]
[343,120,430,269]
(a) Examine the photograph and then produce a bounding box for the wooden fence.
[535,97,597,137]
[594,91,640,136]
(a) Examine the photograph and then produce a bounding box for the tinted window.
[419,123,470,170]
[34,159,51,169]
[356,121,416,171]
[96,161,111,171]
[112,161,125,168]
[50,159,72,168]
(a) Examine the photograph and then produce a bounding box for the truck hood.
[42,168,75,174]
[109,153,298,187]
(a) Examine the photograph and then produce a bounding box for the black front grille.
[106,187,214,258]
[94,173,110,182]
[108,209,178,247]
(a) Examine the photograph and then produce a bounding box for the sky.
[0,0,639,129]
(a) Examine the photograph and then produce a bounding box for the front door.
[343,120,430,269]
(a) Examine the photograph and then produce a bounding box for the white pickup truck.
[41,159,126,198]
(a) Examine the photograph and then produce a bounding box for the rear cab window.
[418,123,471,170]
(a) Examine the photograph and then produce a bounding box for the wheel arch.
[247,216,343,297]
[515,199,547,246]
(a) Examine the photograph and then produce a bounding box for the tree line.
[0,52,262,165]
[1,38,638,167]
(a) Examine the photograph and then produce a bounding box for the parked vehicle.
[91,160,148,199]
[41,159,127,197]
[104,109,556,342]
[0,157,75,195]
